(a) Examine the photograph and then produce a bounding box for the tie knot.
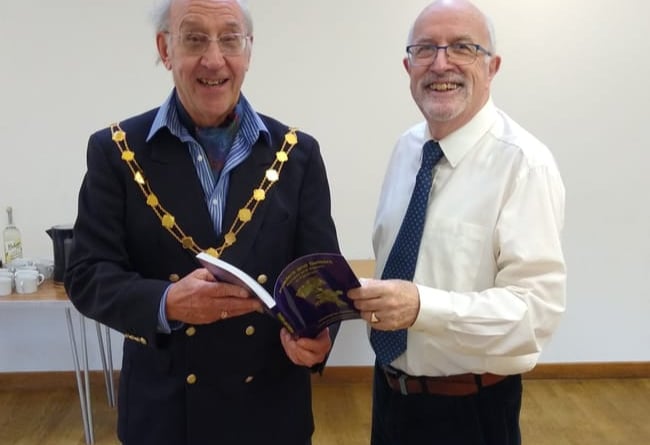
[422,140,444,170]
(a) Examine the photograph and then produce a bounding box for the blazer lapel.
[219,138,276,265]
[144,129,279,266]
[145,131,218,262]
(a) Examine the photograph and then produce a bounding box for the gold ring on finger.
[370,312,380,323]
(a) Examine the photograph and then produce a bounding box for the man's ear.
[244,35,254,72]
[488,55,501,80]
[402,56,411,74]
[156,33,172,70]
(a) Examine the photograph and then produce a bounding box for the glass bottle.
[3,206,23,265]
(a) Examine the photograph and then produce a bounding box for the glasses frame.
[406,43,492,66]
[165,31,251,57]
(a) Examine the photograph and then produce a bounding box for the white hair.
[151,0,254,34]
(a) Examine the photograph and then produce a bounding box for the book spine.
[275,311,296,336]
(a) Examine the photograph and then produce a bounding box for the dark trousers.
[371,364,522,445]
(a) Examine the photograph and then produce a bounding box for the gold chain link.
[110,123,298,258]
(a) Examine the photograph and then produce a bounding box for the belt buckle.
[384,366,410,396]
[397,373,408,395]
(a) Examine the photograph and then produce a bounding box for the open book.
[196,252,361,338]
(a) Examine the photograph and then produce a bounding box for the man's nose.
[201,41,226,67]
[429,47,453,70]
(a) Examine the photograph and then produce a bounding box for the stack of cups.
[0,268,13,296]
[0,259,47,296]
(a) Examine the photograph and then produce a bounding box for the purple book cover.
[196,251,361,338]
[274,253,361,338]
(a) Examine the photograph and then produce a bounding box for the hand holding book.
[196,252,361,338]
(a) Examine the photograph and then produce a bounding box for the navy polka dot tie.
[371,140,444,365]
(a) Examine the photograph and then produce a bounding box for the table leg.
[105,324,115,406]
[79,315,95,444]
[65,307,93,445]
[95,321,115,407]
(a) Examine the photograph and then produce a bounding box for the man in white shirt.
[347,1,566,444]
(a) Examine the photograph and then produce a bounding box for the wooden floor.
[1,376,648,444]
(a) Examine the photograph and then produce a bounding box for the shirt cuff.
[157,284,184,333]
[410,284,452,334]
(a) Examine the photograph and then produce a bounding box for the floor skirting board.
[312,362,650,383]
[1,362,648,390]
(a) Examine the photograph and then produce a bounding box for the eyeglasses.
[406,43,492,66]
[168,31,251,56]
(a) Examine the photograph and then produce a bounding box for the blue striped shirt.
[147,90,270,235]
[148,90,270,333]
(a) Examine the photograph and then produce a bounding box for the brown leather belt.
[383,367,507,396]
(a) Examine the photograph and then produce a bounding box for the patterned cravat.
[371,140,444,365]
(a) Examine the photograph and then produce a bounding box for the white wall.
[0,0,648,371]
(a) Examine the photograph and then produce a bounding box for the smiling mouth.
[199,78,227,87]
[427,82,461,92]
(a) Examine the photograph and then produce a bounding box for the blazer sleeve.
[64,128,170,347]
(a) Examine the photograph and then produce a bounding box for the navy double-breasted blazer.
[65,107,340,445]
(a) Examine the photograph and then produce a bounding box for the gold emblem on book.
[296,276,346,308]
[110,122,299,257]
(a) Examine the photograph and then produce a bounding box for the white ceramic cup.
[9,258,36,270]
[35,258,55,280]
[0,276,12,296]
[0,270,13,288]
[14,270,45,294]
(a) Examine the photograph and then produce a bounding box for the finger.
[293,342,328,367]
[279,329,300,362]
[358,277,371,286]
[293,349,318,367]
[295,330,331,356]
[347,278,383,301]
[227,297,263,312]
[221,304,262,318]
[192,268,217,282]
[295,327,330,347]
[280,329,320,366]
[208,281,251,299]
[215,298,263,318]
[280,327,296,345]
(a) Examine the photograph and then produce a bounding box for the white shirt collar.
[425,98,498,168]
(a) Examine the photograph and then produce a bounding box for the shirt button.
[169,274,180,282]
[186,374,197,385]
[257,274,268,285]
[212,199,219,206]
[185,326,196,337]
[245,326,255,336]
[244,376,254,384]
[197,155,204,162]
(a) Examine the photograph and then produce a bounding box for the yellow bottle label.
[3,239,23,264]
